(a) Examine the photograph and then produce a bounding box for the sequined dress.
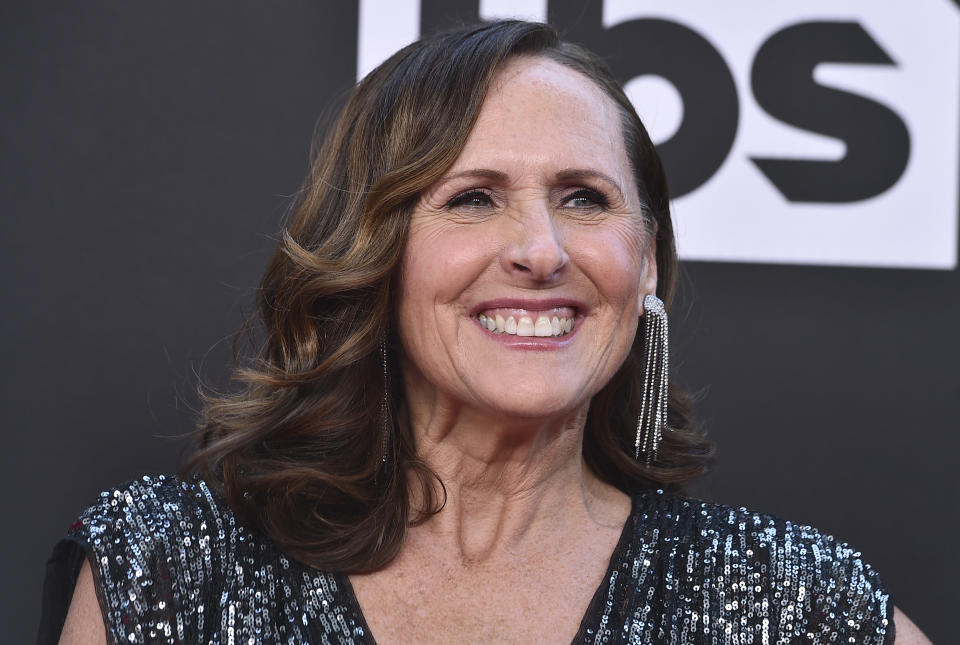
[39,474,894,644]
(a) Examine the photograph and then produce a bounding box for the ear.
[638,235,658,317]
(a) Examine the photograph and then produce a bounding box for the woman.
[44,20,928,644]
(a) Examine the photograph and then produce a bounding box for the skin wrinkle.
[423,168,631,220]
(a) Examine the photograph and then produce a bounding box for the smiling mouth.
[476,307,576,338]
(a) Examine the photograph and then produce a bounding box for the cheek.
[571,222,649,310]
[399,222,490,305]
[396,221,494,349]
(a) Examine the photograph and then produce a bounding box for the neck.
[403,382,627,564]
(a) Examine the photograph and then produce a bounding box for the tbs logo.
[359,0,959,269]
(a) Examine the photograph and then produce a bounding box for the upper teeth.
[477,313,575,337]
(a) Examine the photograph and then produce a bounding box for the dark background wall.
[3,2,956,642]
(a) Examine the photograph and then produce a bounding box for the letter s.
[751,22,911,203]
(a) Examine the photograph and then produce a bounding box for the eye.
[562,188,609,210]
[446,189,495,209]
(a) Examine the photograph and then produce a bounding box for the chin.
[474,383,589,421]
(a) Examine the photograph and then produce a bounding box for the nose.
[500,204,569,282]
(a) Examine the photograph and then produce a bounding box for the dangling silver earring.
[379,333,391,464]
[635,294,669,465]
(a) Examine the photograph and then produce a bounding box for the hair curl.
[180,20,714,573]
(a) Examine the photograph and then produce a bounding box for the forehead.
[451,56,630,175]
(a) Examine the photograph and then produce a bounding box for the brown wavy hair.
[180,20,714,573]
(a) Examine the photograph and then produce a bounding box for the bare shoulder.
[58,558,108,645]
[893,606,932,645]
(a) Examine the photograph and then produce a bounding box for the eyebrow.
[438,168,509,184]
[554,168,626,201]
[438,167,626,198]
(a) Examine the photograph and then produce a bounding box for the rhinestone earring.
[379,333,391,464]
[635,294,669,465]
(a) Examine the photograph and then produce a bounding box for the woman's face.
[397,56,657,421]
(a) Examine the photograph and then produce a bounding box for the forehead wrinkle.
[452,126,622,185]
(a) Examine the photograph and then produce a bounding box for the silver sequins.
[55,476,892,644]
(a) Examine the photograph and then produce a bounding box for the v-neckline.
[336,493,638,645]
